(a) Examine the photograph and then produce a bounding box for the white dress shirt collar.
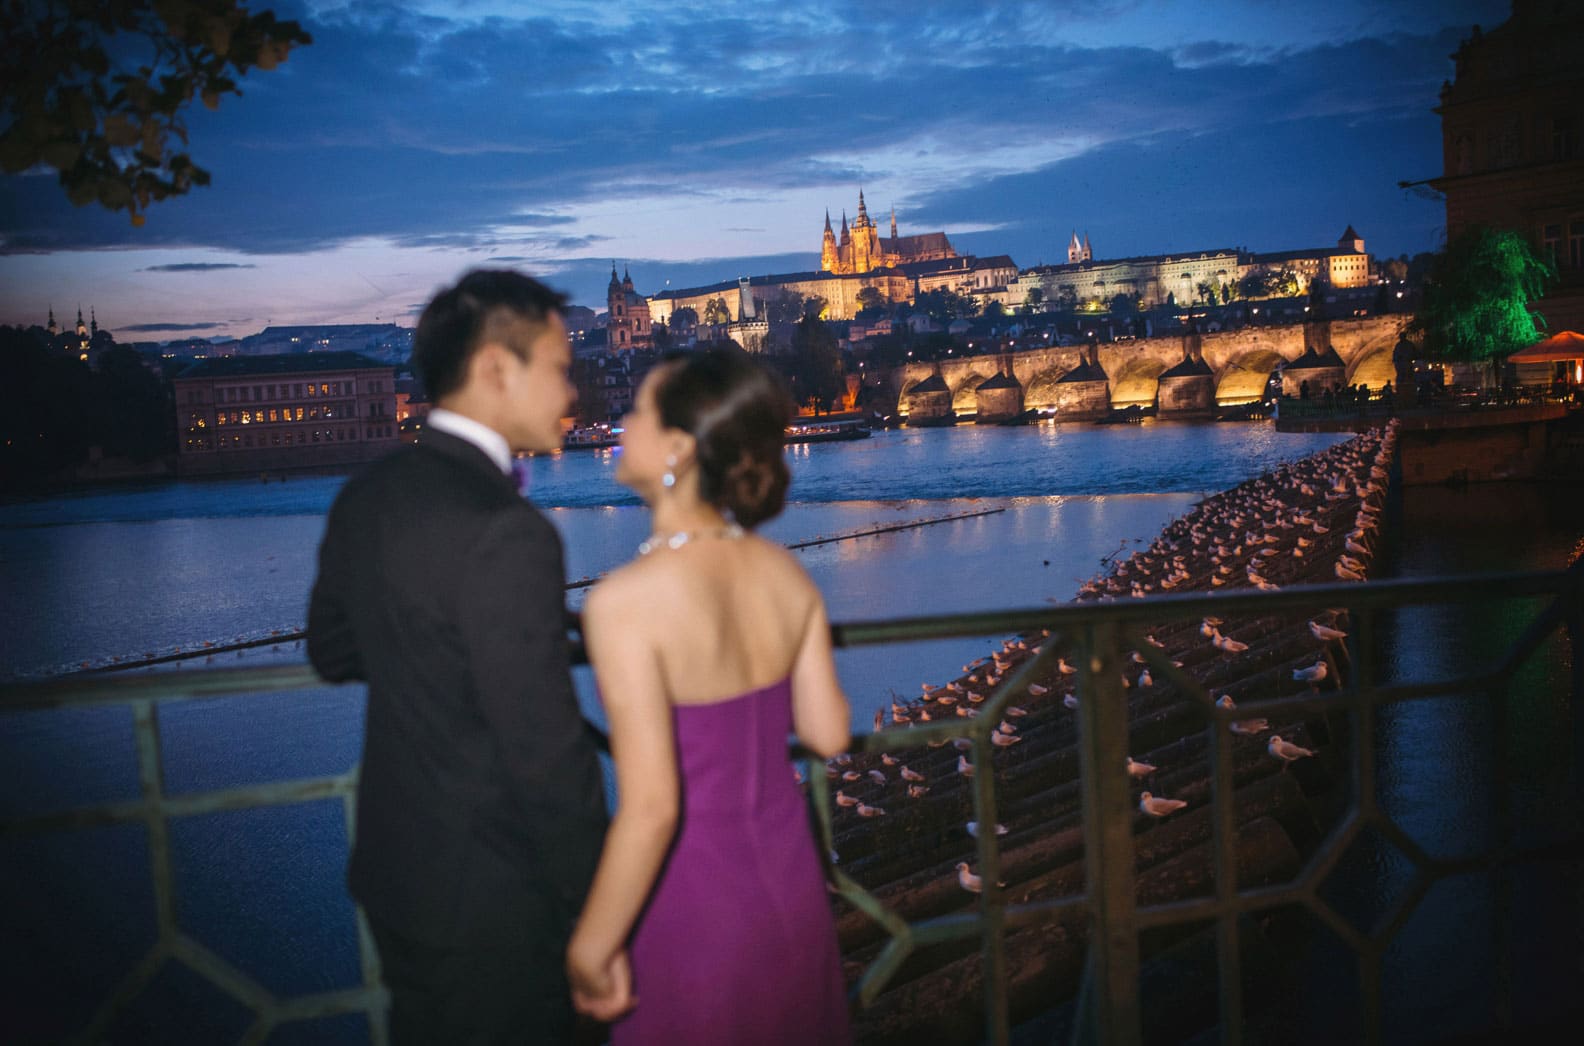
[425,408,513,475]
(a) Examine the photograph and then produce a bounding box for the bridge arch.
[1216,349,1285,405]
[1023,366,1069,411]
[951,368,999,413]
[1345,347,1397,389]
[1111,358,1166,408]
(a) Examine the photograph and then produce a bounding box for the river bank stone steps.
[820,422,1399,1042]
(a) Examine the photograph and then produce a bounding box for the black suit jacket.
[308,429,607,948]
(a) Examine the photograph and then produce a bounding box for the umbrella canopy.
[1510,330,1584,363]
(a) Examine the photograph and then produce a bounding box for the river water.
[1,420,1577,1043]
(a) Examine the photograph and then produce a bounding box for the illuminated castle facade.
[819,190,956,274]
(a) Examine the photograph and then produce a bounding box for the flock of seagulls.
[819,423,1399,893]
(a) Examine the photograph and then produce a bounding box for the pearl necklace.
[638,523,744,556]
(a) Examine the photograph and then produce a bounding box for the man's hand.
[568,944,636,1023]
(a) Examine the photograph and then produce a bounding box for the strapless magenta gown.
[611,677,852,1045]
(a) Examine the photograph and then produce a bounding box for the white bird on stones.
[1139,791,1188,817]
[956,705,978,718]
[1058,658,1076,675]
[1063,693,1080,710]
[1027,682,1049,696]
[991,731,1022,747]
[882,753,899,766]
[900,765,926,782]
[1309,620,1348,642]
[1213,631,1249,654]
[956,862,984,893]
[967,690,986,704]
[1312,523,1330,534]
[835,790,860,807]
[1006,705,1029,718]
[957,755,975,777]
[1335,561,1365,581]
[1293,659,1328,685]
[842,770,862,781]
[868,769,887,785]
[996,720,1017,736]
[1126,756,1157,778]
[907,784,930,798]
[966,821,1008,838]
[1217,694,1269,735]
[1345,537,1370,555]
[1267,735,1315,763]
[856,802,886,818]
[1138,669,1154,687]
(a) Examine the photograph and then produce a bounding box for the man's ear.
[468,341,512,392]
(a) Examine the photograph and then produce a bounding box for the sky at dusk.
[0,0,1509,342]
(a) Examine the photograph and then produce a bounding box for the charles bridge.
[876,314,1411,421]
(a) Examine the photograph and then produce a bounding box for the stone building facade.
[173,352,399,475]
[606,265,653,352]
[1429,1,1584,333]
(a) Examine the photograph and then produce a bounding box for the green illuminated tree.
[0,0,312,224]
[702,297,731,325]
[1410,226,1556,379]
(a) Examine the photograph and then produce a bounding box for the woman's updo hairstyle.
[653,347,794,528]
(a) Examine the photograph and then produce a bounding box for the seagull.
[856,802,886,818]
[1058,658,1076,675]
[1138,668,1153,688]
[991,731,1021,747]
[1028,682,1049,696]
[1293,659,1328,685]
[1309,620,1348,642]
[900,765,926,782]
[1006,705,1028,718]
[956,862,984,893]
[835,790,860,807]
[1214,632,1249,654]
[881,753,899,766]
[842,770,862,782]
[907,784,930,798]
[867,769,887,785]
[1063,693,1080,710]
[1267,735,1316,763]
[1139,791,1188,817]
[957,754,975,777]
[966,821,1008,838]
[1126,756,1157,778]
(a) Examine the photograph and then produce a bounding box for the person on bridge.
[567,348,853,1044]
[308,270,607,1043]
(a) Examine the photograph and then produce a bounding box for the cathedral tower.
[821,211,839,272]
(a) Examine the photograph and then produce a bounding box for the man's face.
[502,312,574,454]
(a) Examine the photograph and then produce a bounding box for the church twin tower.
[820,189,898,275]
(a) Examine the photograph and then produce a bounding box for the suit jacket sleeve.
[457,509,606,902]
[307,496,367,683]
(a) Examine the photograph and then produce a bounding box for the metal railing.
[3,563,1580,1045]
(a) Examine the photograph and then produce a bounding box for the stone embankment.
[822,421,1401,1043]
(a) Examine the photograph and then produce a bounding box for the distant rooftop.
[175,351,391,379]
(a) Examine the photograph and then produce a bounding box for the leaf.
[40,140,82,170]
[103,114,139,147]
[201,89,220,110]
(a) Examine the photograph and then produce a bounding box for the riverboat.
[563,424,621,450]
[785,418,872,444]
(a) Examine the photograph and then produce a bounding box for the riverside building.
[172,352,399,476]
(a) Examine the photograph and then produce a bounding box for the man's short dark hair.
[414,269,567,401]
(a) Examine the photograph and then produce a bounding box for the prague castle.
[820,190,956,274]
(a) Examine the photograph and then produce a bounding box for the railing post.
[1075,620,1142,1046]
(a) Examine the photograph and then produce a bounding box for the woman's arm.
[566,578,679,1022]
[790,591,851,759]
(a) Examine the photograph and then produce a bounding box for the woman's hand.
[568,941,636,1022]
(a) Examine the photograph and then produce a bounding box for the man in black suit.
[308,270,608,1043]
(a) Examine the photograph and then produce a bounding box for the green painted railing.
[3,563,1580,1045]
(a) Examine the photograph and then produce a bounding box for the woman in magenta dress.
[567,349,853,1044]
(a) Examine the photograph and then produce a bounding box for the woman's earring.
[662,454,677,489]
